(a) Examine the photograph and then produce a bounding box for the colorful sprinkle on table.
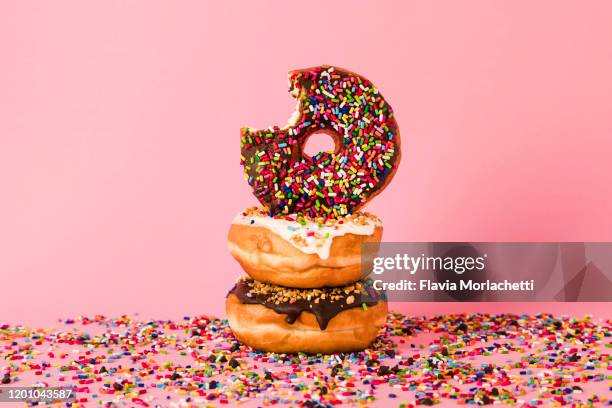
[1,312,609,407]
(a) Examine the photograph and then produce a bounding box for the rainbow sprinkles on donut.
[226,65,401,354]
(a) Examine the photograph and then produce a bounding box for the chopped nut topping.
[236,277,378,306]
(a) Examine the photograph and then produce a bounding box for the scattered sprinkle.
[1,312,609,406]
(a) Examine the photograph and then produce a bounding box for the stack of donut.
[226,65,401,354]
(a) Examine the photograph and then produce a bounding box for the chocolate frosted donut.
[241,65,401,219]
[226,278,388,354]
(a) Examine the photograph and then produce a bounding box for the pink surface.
[2,1,612,325]
[3,313,610,407]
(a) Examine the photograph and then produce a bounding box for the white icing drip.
[233,210,382,259]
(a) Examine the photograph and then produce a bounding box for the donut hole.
[303,131,340,159]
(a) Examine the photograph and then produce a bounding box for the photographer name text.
[372,279,535,292]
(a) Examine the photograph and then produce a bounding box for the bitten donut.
[241,65,401,219]
[228,207,383,288]
[226,278,388,354]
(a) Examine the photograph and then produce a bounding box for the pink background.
[1,1,611,325]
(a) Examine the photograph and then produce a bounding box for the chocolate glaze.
[227,279,386,330]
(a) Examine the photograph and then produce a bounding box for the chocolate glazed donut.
[226,279,389,354]
[228,279,386,330]
[241,65,401,219]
